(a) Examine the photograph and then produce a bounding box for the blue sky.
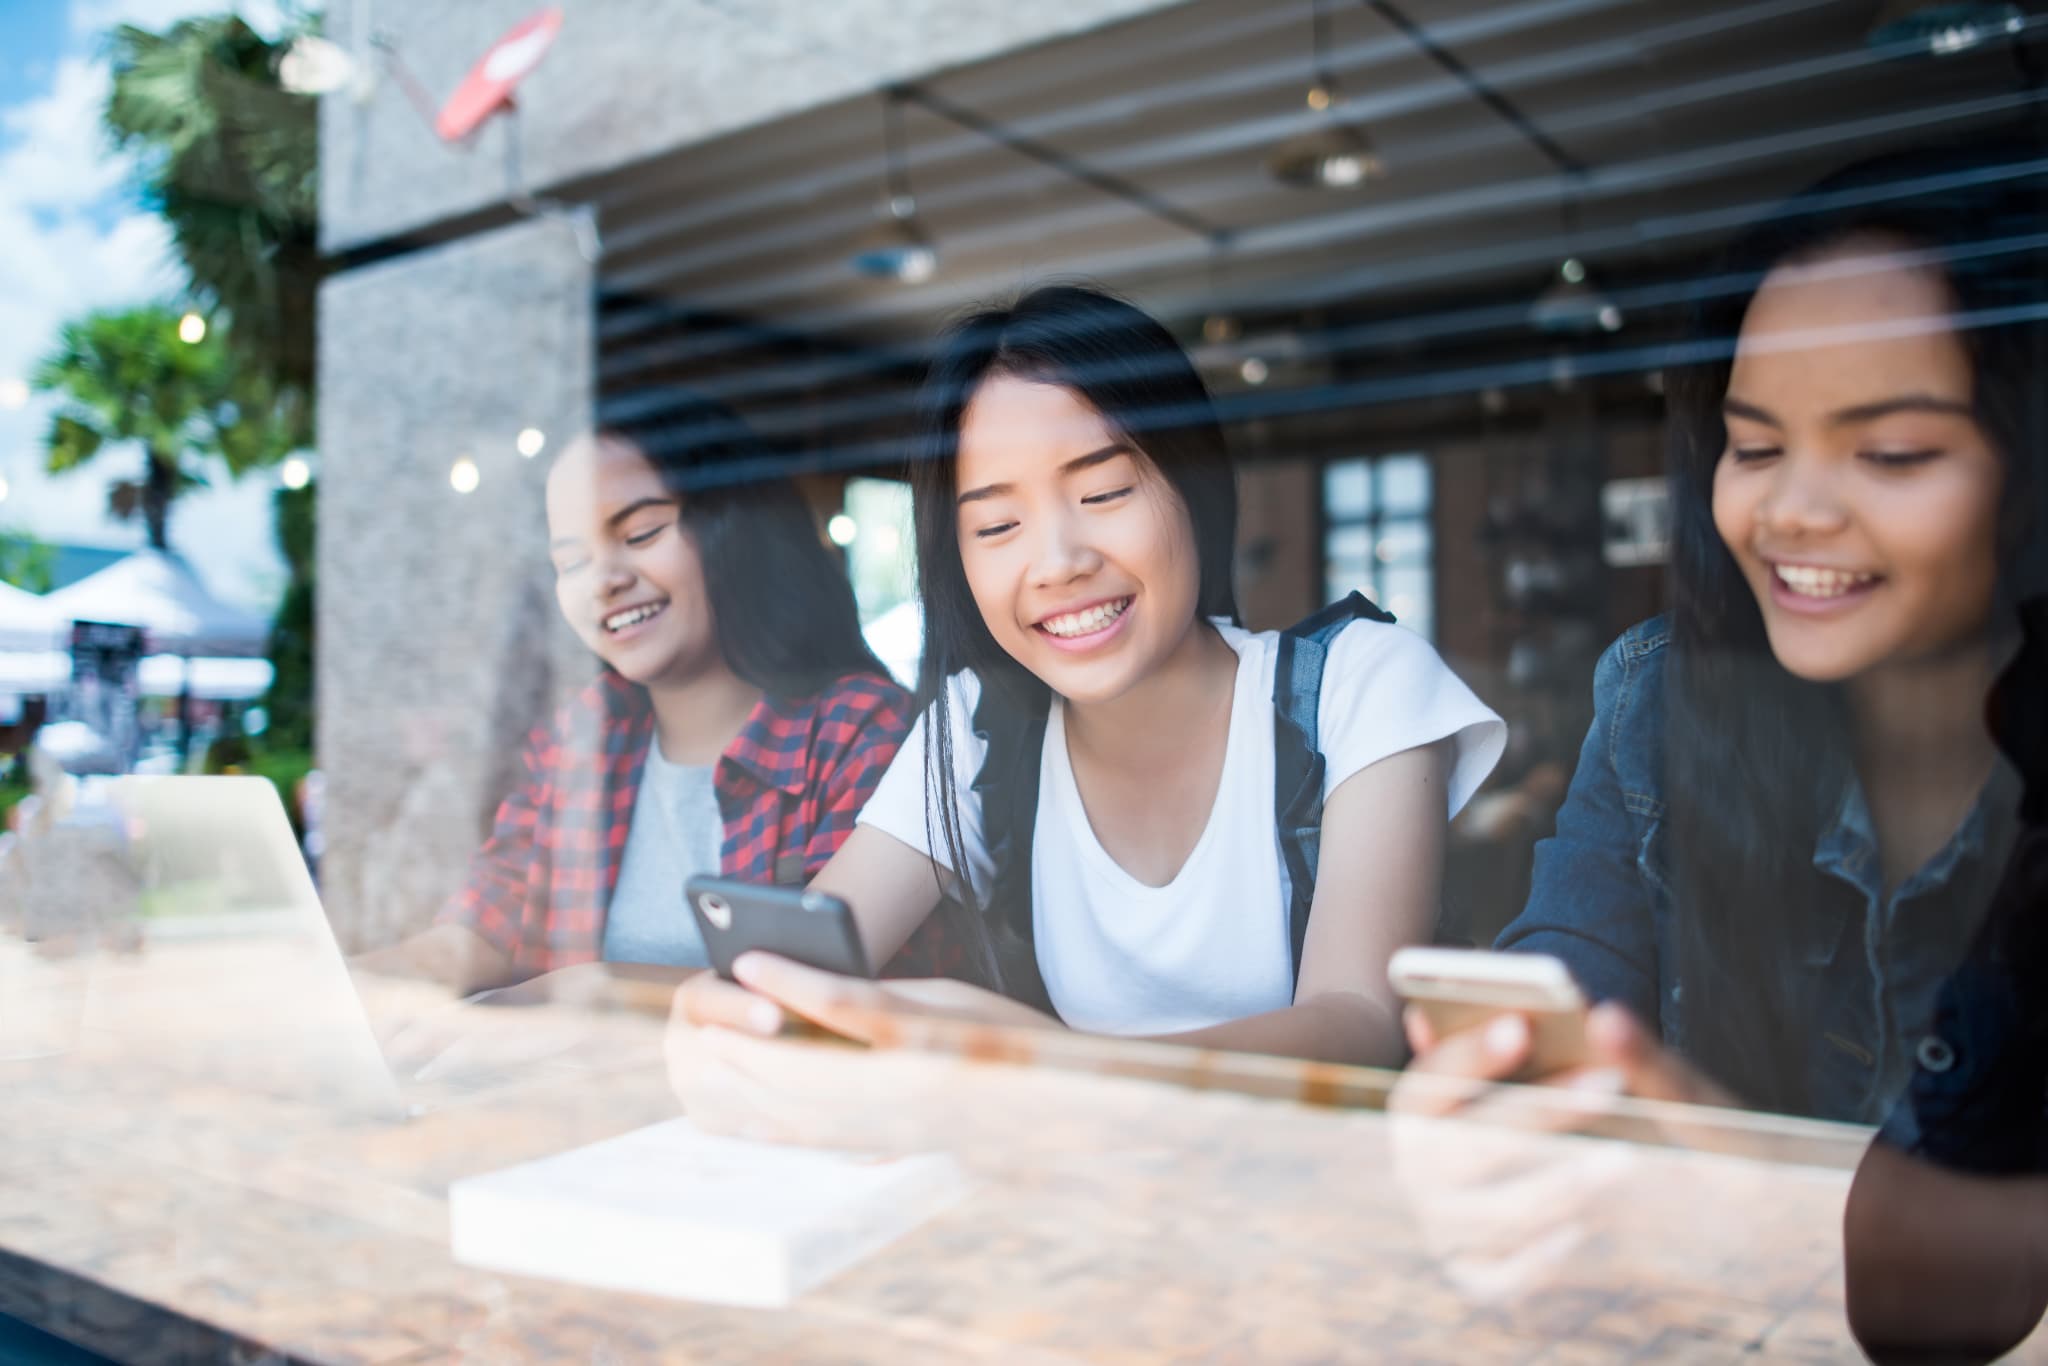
[0,0,289,611]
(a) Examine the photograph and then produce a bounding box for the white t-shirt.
[857,619,1505,1035]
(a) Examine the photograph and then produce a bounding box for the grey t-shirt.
[600,741,722,967]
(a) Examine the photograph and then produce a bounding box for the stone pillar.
[316,214,594,952]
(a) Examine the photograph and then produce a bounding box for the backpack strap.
[1273,591,1395,991]
[969,591,1393,1009]
[968,678,1054,1009]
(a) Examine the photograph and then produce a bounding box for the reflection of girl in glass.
[365,398,961,995]
[1410,147,2048,1121]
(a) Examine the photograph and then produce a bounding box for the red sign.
[434,7,563,143]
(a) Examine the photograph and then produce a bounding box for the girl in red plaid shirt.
[361,399,963,998]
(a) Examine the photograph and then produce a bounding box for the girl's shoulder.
[1591,616,1672,725]
[546,669,652,752]
[771,671,918,771]
[805,669,916,731]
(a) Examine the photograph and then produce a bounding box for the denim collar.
[1812,761,2017,905]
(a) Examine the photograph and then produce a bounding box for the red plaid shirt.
[443,668,959,977]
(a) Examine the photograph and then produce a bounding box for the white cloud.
[0,0,290,611]
[71,0,287,42]
[0,57,126,212]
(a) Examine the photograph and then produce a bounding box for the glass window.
[1322,455,1435,642]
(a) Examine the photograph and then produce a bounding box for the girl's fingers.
[732,952,896,1044]
[1390,1012,1536,1118]
[1585,1002,1736,1108]
[673,968,783,1036]
[1403,1004,1438,1054]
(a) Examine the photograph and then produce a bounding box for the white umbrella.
[42,548,269,658]
[138,654,274,702]
[0,581,61,653]
[0,650,70,695]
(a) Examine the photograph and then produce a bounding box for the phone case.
[1390,950,1590,1079]
[684,876,873,981]
[1408,998,1589,1079]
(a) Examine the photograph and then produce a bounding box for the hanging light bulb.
[1529,257,1625,335]
[278,34,362,95]
[1531,258,1625,335]
[849,195,938,283]
[850,94,939,284]
[1868,1,2026,55]
[1268,0,1387,190]
[177,312,207,344]
[1201,313,1242,344]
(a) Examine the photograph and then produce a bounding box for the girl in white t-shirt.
[678,285,1502,1066]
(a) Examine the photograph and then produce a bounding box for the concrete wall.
[317,214,594,950]
[321,0,1187,252]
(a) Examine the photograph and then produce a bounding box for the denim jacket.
[1497,616,2013,1123]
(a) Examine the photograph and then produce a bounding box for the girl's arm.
[810,824,948,968]
[1846,1139,2048,1361]
[683,747,1451,1063]
[1135,740,1450,1067]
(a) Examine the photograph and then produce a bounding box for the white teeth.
[604,601,666,633]
[1774,565,1877,599]
[1040,598,1131,638]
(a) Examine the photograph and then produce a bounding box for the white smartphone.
[1387,947,1589,1078]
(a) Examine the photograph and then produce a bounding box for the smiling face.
[953,374,1204,705]
[1711,239,2004,685]
[546,432,721,687]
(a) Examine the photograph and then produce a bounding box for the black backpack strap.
[1273,591,1395,991]
[969,678,1054,1010]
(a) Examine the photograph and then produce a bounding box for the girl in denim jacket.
[1410,146,2048,1122]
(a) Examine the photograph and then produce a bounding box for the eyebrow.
[547,496,679,550]
[956,444,1132,506]
[1722,394,1975,429]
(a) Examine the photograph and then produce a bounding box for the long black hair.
[907,283,1240,924]
[1663,142,2048,1114]
[599,395,889,699]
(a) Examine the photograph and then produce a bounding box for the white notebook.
[447,1118,968,1307]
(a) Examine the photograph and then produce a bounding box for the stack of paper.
[448,1118,967,1307]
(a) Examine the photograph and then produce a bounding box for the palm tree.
[31,304,288,552]
[104,13,319,442]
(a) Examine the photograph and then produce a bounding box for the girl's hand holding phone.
[665,954,1060,1151]
[1396,1001,1736,1123]
[1386,956,1737,1307]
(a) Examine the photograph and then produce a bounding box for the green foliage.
[104,11,320,434]
[0,532,57,593]
[244,742,316,839]
[262,484,316,751]
[31,303,292,551]
[0,770,28,830]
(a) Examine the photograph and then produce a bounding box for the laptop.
[90,776,603,1122]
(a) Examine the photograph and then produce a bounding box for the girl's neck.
[644,660,763,767]
[1847,635,2004,790]
[1062,617,1239,770]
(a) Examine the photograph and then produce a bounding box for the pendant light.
[1529,257,1623,335]
[1529,189,1622,335]
[849,93,938,283]
[1268,0,1386,190]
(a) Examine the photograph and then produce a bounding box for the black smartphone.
[684,875,873,982]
